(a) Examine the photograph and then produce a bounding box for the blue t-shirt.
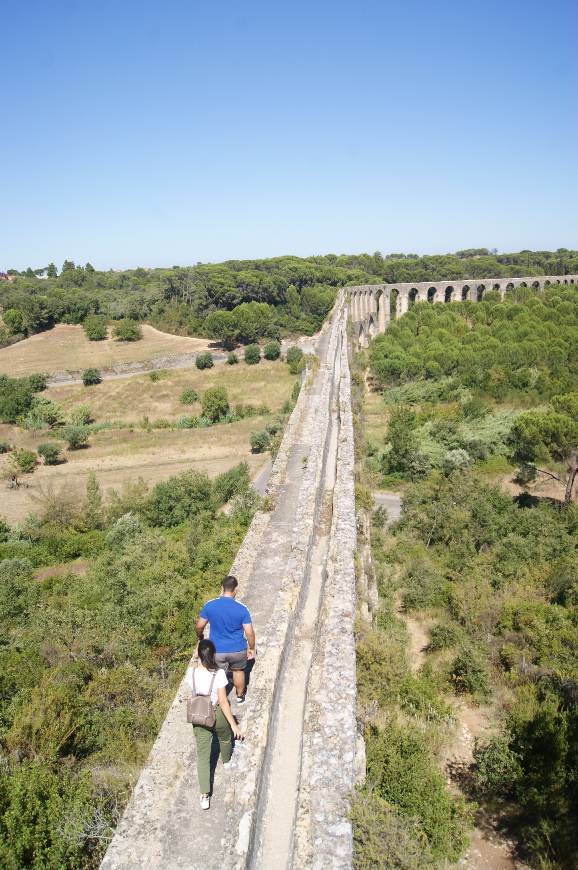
[200,596,252,653]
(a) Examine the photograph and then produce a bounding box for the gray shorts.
[215,650,248,672]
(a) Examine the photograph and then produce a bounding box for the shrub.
[26,373,48,392]
[473,734,522,797]
[244,344,261,365]
[263,341,281,361]
[365,720,472,860]
[83,314,107,340]
[112,318,142,341]
[180,388,199,405]
[213,462,251,505]
[250,430,271,453]
[63,426,90,450]
[82,368,101,386]
[427,622,459,652]
[450,646,490,698]
[441,449,473,475]
[176,415,200,429]
[227,351,238,365]
[23,397,64,430]
[286,345,303,374]
[352,791,436,869]
[195,352,214,370]
[148,370,161,382]
[201,387,229,423]
[145,471,213,527]
[106,512,146,549]
[68,404,92,426]
[11,449,38,474]
[0,441,11,453]
[37,443,63,465]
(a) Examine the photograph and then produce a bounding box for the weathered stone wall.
[293,317,360,868]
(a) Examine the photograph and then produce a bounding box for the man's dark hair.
[222,575,238,593]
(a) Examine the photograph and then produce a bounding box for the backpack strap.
[192,668,217,699]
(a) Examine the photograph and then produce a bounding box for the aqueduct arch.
[348,274,578,342]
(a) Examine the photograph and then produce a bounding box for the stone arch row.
[347,275,578,343]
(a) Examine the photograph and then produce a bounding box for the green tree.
[201,387,229,422]
[250,430,271,452]
[83,314,107,340]
[227,351,238,365]
[3,308,25,336]
[510,400,578,503]
[82,472,104,529]
[46,262,58,278]
[286,346,303,374]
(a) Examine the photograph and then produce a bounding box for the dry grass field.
[0,361,298,522]
[0,323,213,377]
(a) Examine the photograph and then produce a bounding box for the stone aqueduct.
[348,274,578,345]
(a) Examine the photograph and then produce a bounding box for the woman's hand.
[232,724,243,740]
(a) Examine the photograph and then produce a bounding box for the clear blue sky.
[1,0,577,270]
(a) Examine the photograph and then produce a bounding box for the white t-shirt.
[185,665,228,706]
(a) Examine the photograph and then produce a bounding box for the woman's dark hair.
[198,639,218,671]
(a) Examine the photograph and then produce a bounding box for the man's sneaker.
[236,694,246,705]
[222,760,234,770]
[199,794,210,810]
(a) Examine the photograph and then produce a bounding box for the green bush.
[23,397,65,430]
[352,791,436,869]
[148,370,161,382]
[63,426,90,450]
[112,318,142,341]
[227,351,238,365]
[176,415,200,429]
[244,344,261,365]
[365,720,472,860]
[0,441,11,453]
[82,368,101,386]
[83,314,108,340]
[250,430,271,453]
[11,449,38,474]
[145,470,213,527]
[68,404,93,426]
[286,345,303,374]
[180,388,199,404]
[263,341,281,360]
[37,443,63,465]
[213,462,251,505]
[26,373,48,392]
[195,352,214,370]
[450,646,490,698]
[427,622,459,652]
[201,387,229,423]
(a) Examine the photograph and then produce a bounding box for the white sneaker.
[199,794,210,810]
[222,761,234,770]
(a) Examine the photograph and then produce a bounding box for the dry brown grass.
[0,361,298,522]
[46,360,295,422]
[0,324,213,377]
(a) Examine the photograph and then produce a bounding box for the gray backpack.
[187,669,217,727]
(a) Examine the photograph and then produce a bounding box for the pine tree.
[83,472,104,529]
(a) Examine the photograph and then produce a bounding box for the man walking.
[196,575,255,704]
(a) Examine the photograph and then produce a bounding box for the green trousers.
[193,706,233,794]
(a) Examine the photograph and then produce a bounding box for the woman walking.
[186,638,242,810]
